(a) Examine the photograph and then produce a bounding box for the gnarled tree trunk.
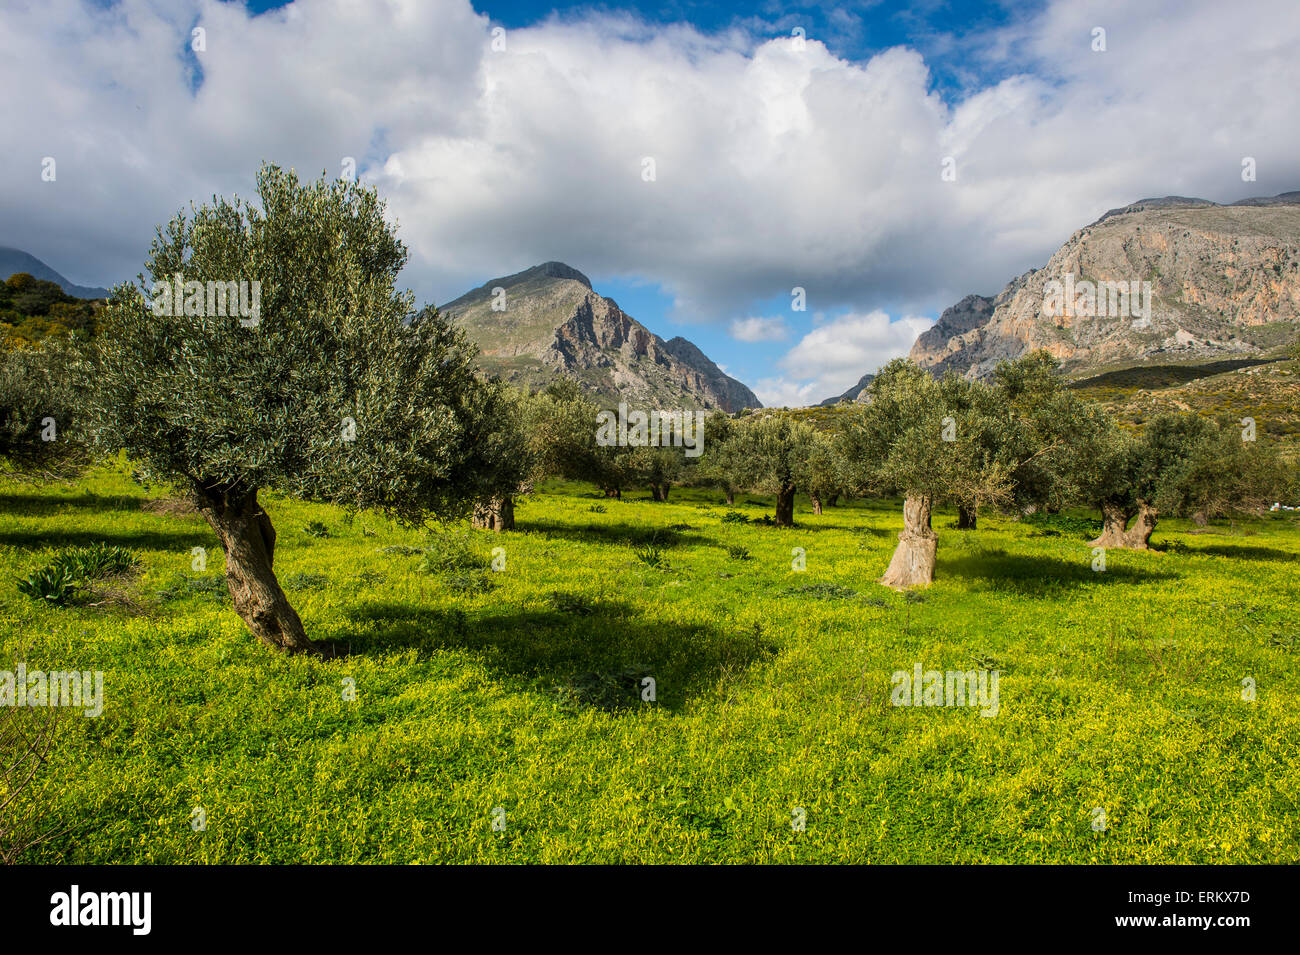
[774,484,796,526]
[826,494,839,508]
[472,495,515,531]
[196,484,311,652]
[1124,503,1157,549]
[649,483,670,502]
[957,503,977,530]
[604,487,621,499]
[811,493,823,515]
[880,494,937,589]
[724,486,735,506]
[1088,502,1135,548]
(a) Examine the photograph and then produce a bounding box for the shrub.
[720,511,749,524]
[16,564,77,605]
[16,543,140,606]
[302,521,331,538]
[726,545,751,560]
[634,544,666,568]
[52,542,138,579]
[418,534,487,574]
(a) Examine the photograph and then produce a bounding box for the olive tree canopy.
[89,164,516,651]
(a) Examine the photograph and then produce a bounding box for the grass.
[2,465,1298,863]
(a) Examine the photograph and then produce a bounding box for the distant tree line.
[1,273,101,346]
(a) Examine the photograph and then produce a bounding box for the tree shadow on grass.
[334,598,778,711]
[0,491,145,516]
[518,519,712,549]
[0,527,204,552]
[1167,542,1298,563]
[940,550,1178,597]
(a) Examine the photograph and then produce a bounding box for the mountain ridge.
[907,190,1300,381]
[0,246,110,299]
[440,262,761,412]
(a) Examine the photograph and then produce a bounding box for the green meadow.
[3,462,1298,864]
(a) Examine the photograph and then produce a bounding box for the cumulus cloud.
[729,315,789,342]
[755,310,932,406]
[2,0,1298,325]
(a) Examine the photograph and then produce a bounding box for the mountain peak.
[440,261,593,315]
[526,261,592,288]
[439,265,760,411]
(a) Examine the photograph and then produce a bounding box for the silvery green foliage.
[0,337,89,474]
[837,354,1096,511]
[721,414,815,496]
[88,164,518,522]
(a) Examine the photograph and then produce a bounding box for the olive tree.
[805,429,847,515]
[627,444,686,501]
[1081,413,1218,550]
[725,414,815,526]
[522,379,631,496]
[469,386,532,531]
[692,413,742,505]
[983,352,1117,526]
[0,339,89,479]
[1159,420,1286,524]
[838,360,1018,588]
[89,165,515,652]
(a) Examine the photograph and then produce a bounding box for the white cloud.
[1,0,1298,329]
[756,310,933,407]
[729,316,789,342]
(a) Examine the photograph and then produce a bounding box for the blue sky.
[7,0,1299,405]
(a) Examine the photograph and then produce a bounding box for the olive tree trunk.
[811,493,823,515]
[472,495,515,531]
[1124,503,1157,549]
[826,494,839,508]
[724,486,735,506]
[1088,502,1135,548]
[774,484,796,526]
[196,485,311,652]
[880,494,937,589]
[957,503,977,530]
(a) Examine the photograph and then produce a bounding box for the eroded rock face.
[440,262,761,411]
[909,195,1300,380]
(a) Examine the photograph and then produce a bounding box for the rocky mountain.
[439,261,761,411]
[818,372,876,406]
[909,192,1300,380]
[0,247,110,299]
